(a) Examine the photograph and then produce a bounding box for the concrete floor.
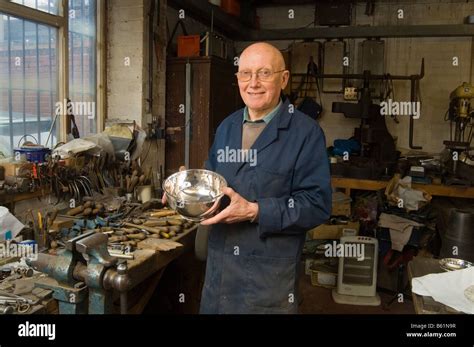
[146,254,416,314]
[298,273,415,314]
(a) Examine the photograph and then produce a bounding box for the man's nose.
[249,73,260,87]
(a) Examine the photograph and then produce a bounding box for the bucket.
[13,135,51,163]
[440,209,474,262]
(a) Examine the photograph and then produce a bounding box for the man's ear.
[281,70,290,90]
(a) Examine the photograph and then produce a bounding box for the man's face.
[237,48,289,116]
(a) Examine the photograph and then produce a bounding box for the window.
[69,0,96,137]
[0,0,100,157]
[10,0,59,15]
[0,13,58,156]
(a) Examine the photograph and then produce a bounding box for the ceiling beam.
[168,0,250,40]
[251,24,474,41]
[168,1,474,41]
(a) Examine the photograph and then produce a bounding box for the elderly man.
[197,42,331,313]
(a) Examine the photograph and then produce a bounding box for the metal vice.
[27,231,131,314]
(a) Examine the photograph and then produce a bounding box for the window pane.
[0,14,58,157]
[69,0,96,137]
[10,0,59,16]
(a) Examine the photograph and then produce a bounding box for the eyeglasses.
[235,69,286,82]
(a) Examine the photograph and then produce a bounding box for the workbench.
[331,177,474,199]
[407,256,461,314]
[0,186,50,208]
[33,225,198,314]
[122,225,198,314]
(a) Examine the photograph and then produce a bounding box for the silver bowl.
[439,258,473,272]
[163,169,227,222]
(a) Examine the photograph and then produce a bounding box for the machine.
[27,231,131,314]
[442,82,474,185]
[321,60,425,179]
[332,70,399,179]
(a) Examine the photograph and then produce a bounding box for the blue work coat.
[200,98,332,314]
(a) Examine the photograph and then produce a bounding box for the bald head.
[237,42,289,120]
[240,42,286,71]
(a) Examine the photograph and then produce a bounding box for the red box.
[177,35,200,57]
[221,0,240,17]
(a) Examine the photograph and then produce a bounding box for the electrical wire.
[282,21,316,34]
[444,109,450,122]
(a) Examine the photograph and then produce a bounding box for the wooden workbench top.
[407,257,461,314]
[331,177,474,199]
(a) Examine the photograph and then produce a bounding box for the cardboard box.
[310,263,338,288]
[0,161,32,177]
[308,221,360,240]
[332,199,351,216]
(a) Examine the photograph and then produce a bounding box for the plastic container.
[177,35,201,57]
[221,0,240,17]
[14,147,51,163]
[136,185,152,203]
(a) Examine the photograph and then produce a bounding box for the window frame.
[0,0,105,145]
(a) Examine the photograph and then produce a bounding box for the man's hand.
[201,187,259,225]
[161,193,167,205]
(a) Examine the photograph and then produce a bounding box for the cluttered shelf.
[331,177,474,199]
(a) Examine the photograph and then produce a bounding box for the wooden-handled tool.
[123,222,164,234]
[149,210,176,218]
[123,222,172,239]
[128,176,139,193]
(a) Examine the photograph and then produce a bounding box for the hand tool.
[149,210,177,218]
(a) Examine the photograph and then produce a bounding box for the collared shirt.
[243,99,282,124]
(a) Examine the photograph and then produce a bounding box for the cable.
[282,21,315,34]
[444,109,450,122]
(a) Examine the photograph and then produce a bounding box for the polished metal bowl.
[163,169,227,221]
[439,258,473,272]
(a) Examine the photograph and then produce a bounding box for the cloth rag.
[378,213,424,251]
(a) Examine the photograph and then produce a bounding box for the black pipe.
[409,78,422,149]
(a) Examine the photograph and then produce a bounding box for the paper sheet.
[412,267,474,314]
